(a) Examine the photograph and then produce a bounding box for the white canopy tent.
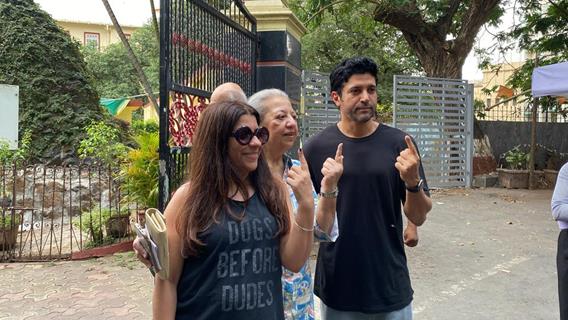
[532,61,568,98]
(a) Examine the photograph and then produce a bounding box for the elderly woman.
[248,88,343,320]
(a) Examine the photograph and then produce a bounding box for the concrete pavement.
[0,187,560,319]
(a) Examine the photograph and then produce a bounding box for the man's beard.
[346,104,377,123]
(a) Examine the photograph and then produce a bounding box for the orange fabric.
[496,85,514,98]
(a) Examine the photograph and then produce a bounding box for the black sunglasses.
[231,126,270,145]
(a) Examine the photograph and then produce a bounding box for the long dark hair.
[176,101,290,256]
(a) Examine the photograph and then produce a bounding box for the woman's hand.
[286,148,315,210]
[133,236,153,268]
[320,143,343,193]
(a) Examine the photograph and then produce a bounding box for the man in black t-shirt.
[303,57,432,320]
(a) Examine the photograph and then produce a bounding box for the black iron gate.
[158,0,258,210]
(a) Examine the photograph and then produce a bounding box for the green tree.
[0,0,106,161]
[504,1,567,98]
[295,0,504,79]
[82,23,159,98]
[293,1,421,104]
[471,1,567,118]
[78,120,127,166]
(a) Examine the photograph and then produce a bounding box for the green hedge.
[0,0,107,162]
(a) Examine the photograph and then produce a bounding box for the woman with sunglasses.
[248,89,343,320]
[153,101,316,319]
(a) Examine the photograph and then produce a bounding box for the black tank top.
[176,192,285,320]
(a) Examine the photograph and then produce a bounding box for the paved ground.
[0,187,560,319]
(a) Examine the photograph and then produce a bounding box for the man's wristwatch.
[405,179,424,193]
[319,188,338,198]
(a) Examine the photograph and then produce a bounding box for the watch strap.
[319,188,338,198]
[405,179,423,193]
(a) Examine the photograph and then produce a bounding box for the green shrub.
[0,129,32,166]
[504,146,528,170]
[131,120,159,135]
[75,207,129,246]
[78,120,127,166]
[0,213,21,230]
[120,132,159,209]
[75,208,110,246]
[376,103,393,123]
[0,0,104,161]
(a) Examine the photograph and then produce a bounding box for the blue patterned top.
[281,156,339,320]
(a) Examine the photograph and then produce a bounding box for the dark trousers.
[558,229,568,320]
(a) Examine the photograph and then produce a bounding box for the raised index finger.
[404,135,418,155]
[298,148,309,170]
[335,143,344,164]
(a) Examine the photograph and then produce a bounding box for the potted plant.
[543,168,559,187]
[75,207,130,247]
[75,208,109,246]
[0,212,21,251]
[120,132,159,224]
[497,146,529,189]
[105,207,131,238]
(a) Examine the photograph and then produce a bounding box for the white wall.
[0,84,19,149]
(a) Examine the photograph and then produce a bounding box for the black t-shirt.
[176,193,285,320]
[304,124,429,313]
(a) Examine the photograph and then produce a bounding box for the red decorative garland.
[169,93,208,146]
[172,33,252,74]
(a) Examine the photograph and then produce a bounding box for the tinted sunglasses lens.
[234,127,254,145]
[256,127,269,145]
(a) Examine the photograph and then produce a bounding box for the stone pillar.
[245,0,306,106]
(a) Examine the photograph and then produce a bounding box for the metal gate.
[393,75,474,188]
[158,0,258,209]
[300,70,339,142]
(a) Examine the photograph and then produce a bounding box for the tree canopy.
[82,23,159,99]
[295,0,505,78]
[0,0,105,162]
[503,0,567,93]
[290,0,421,104]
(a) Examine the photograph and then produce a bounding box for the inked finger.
[404,136,418,155]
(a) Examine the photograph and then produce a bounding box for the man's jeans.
[321,301,412,320]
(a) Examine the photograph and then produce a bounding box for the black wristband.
[405,179,424,193]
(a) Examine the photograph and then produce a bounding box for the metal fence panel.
[1,164,138,262]
[393,75,474,188]
[300,70,339,141]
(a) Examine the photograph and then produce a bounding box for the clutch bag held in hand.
[145,208,170,280]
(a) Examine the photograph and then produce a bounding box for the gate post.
[158,0,170,212]
[246,0,306,107]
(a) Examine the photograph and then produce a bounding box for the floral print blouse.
[282,156,339,320]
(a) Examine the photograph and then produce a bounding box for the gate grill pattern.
[168,0,257,96]
[300,70,339,141]
[159,0,257,209]
[393,76,474,188]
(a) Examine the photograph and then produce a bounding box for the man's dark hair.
[330,57,378,95]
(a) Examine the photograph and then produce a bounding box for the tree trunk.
[404,38,464,79]
[373,0,500,79]
[528,53,540,189]
[373,0,501,173]
[150,0,159,44]
[101,0,159,114]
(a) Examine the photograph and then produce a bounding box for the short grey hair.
[248,88,289,121]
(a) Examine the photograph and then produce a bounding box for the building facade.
[57,20,138,50]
